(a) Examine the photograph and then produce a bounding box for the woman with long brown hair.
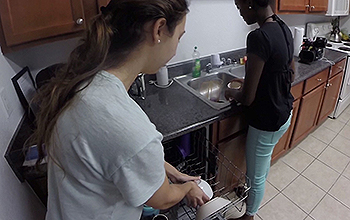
[31,0,209,219]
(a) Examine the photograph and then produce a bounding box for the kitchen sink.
[174,64,245,110]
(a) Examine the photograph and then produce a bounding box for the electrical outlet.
[0,88,13,118]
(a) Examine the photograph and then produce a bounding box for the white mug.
[156,66,168,86]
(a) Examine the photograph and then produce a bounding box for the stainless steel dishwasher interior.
[174,64,245,110]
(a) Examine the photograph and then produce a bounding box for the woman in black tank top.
[226,1,295,219]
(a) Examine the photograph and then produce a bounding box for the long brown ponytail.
[30,0,189,167]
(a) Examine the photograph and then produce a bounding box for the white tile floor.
[256,105,350,220]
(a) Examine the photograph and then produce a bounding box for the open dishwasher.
[162,129,250,220]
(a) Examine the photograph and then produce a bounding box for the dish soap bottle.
[192,46,201,78]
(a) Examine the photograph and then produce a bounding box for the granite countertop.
[133,48,347,142]
[293,49,347,85]
[133,80,243,142]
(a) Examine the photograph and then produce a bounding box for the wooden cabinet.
[271,81,303,162]
[217,133,247,189]
[276,0,328,13]
[291,58,346,147]
[211,112,248,187]
[0,0,101,53]
[272,98,301,162]
[98,0,110,7]
[318,68,344,123]
[291,80,325,146]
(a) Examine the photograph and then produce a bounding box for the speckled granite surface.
[133,48,347,142]
[133,80,242,142]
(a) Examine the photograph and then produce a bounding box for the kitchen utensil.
[152,214,168,220]
[224,191,246,219]
[195,197,231,220]
[142,205,159,217]
[227,79,243,90]
[199,79,223,102]
[330,17,342,43]
[196,179,213,199]
[329,32,342,43]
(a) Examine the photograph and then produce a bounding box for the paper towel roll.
[294,27,304,57]
[156,66,168,86]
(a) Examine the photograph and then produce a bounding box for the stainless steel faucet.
[129,73,146,99]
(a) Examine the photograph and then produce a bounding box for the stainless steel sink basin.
[174,65,245,110]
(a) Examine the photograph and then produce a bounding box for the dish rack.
[163,130,250,220]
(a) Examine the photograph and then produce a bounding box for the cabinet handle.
[317,78,322,82]
[305,4,310,8]
[311,6,315,9]
[76,18,84,25]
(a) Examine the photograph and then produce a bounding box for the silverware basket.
[163,129,250,220]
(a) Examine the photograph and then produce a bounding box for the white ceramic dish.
[224,191,246,219]
[195,197,231,220]
[196,179,213,199]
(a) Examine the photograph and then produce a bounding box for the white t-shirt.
[46,71,166,220]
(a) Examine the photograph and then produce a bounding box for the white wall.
[170,0,254,64]
[0,1,346,219]
[0,53,47,219]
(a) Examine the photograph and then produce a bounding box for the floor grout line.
[257,107,350,219]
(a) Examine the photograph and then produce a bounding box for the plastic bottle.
[192,46,201,78]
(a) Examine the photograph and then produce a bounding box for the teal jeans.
[245,112,292,216]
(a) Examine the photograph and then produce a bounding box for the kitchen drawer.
[330,58,346,77]
[303,68,328,94]
[291,82,303,100]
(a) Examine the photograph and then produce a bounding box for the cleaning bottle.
[192,46,201,78]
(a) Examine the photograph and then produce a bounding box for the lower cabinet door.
[216,133,247,189]
[291,83,325,146]
[272,99,300,161]
[318,72,344,124]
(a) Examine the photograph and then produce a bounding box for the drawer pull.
[317,78,322,81]
[76,18,84,25]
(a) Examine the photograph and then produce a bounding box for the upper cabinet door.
[309,0,328,12]
[279,0,308,12]
[277,0,328,13]
[0,0,86,46]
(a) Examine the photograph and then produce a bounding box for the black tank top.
[246,17,294,131]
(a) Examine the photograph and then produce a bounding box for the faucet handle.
[226,58,233,65]
[206,63,212,73]
[221,58,226,66]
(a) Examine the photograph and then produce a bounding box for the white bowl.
[196,179,213,199]
[195,197,231,220]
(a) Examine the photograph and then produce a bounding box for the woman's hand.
[225,88,240,102]
[165,161,200,183]
[171,172,200,184]
[185,181,210,208]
